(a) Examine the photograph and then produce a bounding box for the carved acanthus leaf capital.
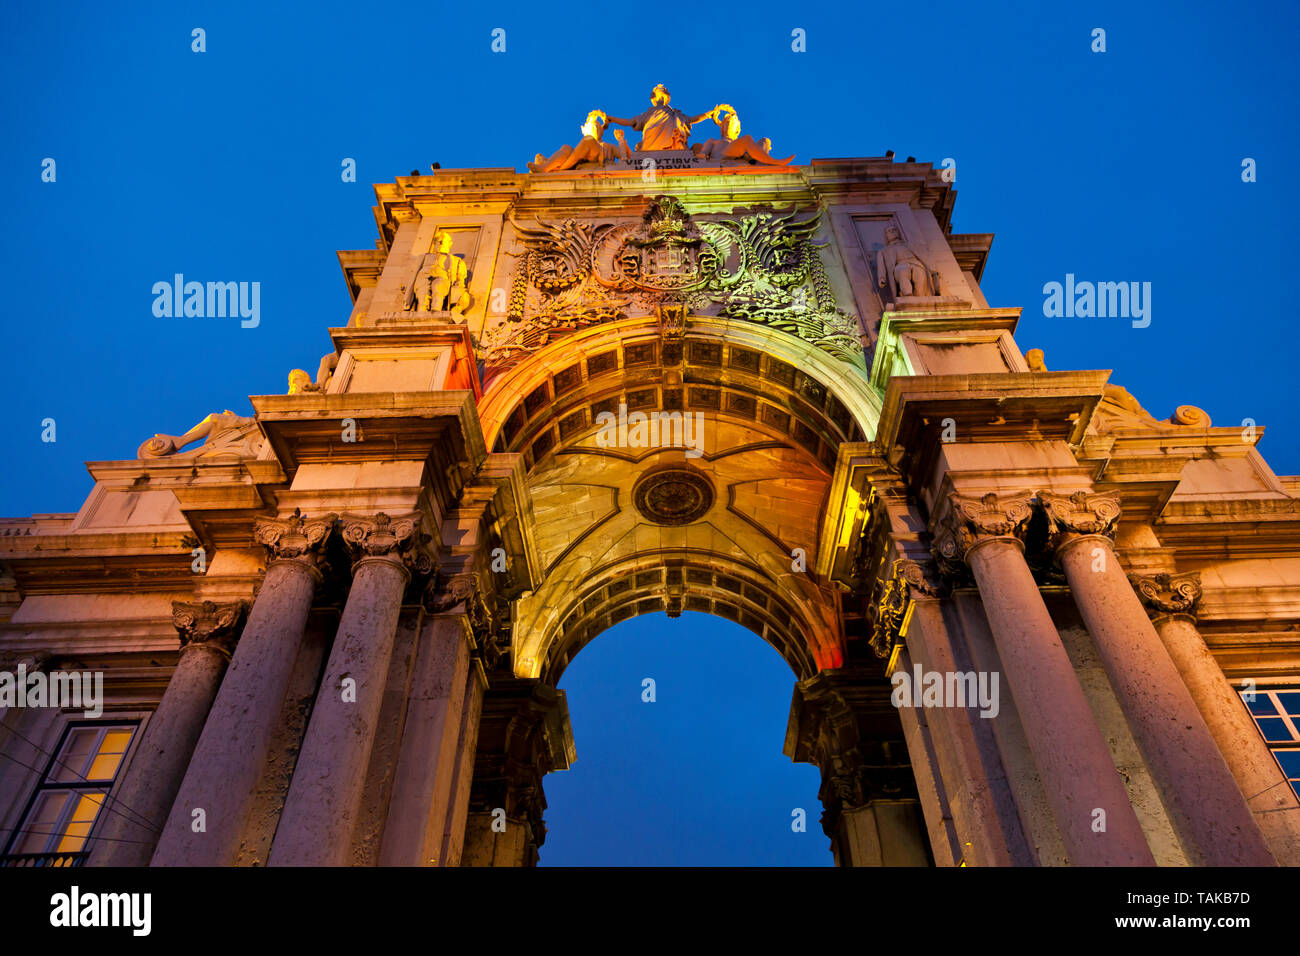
[1039,490,1122,541]
[1130,571,1203,616]
[932,491,1035,568]
[253,509,337,563]
[339,511,434,575]
[171,600,248,658]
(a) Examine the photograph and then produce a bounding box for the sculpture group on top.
[529,85,794,173]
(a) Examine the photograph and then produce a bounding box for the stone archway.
[457,316,931,866]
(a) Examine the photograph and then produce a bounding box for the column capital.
[171,600,248,660]
[868,559,943,660]
[253,509,337,571]
[932,490,1035,571]
[1039,490,1121,543]
[424,571,507,669]
[1130,570,1203,618]
[339,511,435,576]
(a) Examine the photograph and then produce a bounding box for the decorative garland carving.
[868,559,943,659]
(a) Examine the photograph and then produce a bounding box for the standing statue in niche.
[409,230,471,314]
[529,110,632,172]
[692,104,794,166]
[603,84,722,152]
[876,225,941,298]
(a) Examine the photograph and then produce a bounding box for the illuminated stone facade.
[2,91,1299,867]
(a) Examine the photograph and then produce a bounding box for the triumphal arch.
[2,87,1299,867]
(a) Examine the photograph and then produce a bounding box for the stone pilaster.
[376,574,487,866]
[152,510,335,866]
[269,512,433,866]
[870,557,1035,866]
[785,667,930,866]
[1044,492,1275,866]
[1131,570,1300,865]
[461,677,571,867]
[931,490,1155,866]
[91,601,247,866]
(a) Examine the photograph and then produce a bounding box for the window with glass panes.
[4,723,137,861]
[1239,686,1300,799]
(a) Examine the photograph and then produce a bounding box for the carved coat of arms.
[480,196,863,371]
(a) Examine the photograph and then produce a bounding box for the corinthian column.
[152,511,335,866]
[1131,570,1300,865]
[268,512,433,866]
[90,601,246,866]
[933,491,1154,865]
[1043,491,1275,866]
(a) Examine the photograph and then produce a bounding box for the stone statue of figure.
[604,84,721,152]
[529,110,632,172]
[137,410,256,458]
[1027,348,1166,427]
[410,230,471,314]
[692,104,794,166]
[285,353,338,394]
[287,369,316,394]
[875,225,940,298]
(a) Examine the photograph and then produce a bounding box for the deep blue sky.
[2,1,1296,864]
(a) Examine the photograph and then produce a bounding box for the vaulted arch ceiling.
[478,316,884,682]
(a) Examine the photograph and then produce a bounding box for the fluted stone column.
[152,511,335,866]
[933,491,1155,866]
[269,512,432,867]
[1043,491,1276,866]
[1130,570,1300,865]
[91,601,247,866]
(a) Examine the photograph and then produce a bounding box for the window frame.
[1236,682,1300,799]
[2,719,141,860]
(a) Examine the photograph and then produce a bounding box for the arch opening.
[538,610,832,866]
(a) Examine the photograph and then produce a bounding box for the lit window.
[3,724,137,865]
[1239,686,1300,799]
